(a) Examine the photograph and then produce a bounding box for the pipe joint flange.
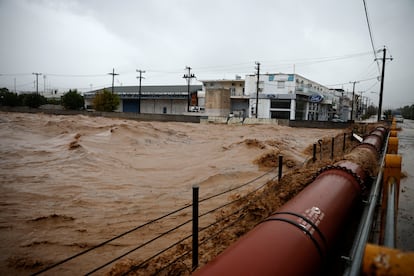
[314,165,366,191]
[352,142,381,156]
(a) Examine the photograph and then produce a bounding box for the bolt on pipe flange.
[314,165,366,191]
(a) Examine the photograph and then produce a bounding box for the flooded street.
[397,119,414,251]
[0,111,343,275]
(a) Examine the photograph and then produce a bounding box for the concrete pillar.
[290,99,296,120]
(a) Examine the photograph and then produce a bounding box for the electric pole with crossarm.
[183,66,195,112]
[136,69,145,114]
[376,46,393,121]
[108,68,119,94]
[32,72,42,94]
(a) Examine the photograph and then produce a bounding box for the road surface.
[396,119,414,251]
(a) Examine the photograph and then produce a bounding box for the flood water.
[0,111,343,275]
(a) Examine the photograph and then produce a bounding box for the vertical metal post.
[278,155,283,181]
[318,139,323,160]
[192,186,199,270]
[313,143,317,162]
[343,133,346,152]
[331,137,335,160]
[384,177,396,248]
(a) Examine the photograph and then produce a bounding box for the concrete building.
[245,73,340,120]
[199,78,248,117]
[84,85,202,114]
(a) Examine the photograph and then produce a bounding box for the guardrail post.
[331,137,335,160]
[380,154,401,245]
[192,186,199,270]
[278,155,283,181]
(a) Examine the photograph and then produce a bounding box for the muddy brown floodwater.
[0,111,346,275]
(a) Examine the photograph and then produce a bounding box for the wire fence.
[32,132,356,275]
[31,166,278,275]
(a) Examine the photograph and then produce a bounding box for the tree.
[400,105,414,120]
[92,89,120,112]
[361,104,378,120]
[61,89,85,110]
[0,88,21,106]
[21,93,47,108]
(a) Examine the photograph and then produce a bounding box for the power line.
[325,76,379,87]
[47,73,108,78]
[362,0,381,74]
[192,51,373,74]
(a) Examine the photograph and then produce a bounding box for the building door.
[123,99,139,113]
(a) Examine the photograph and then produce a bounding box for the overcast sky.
[1,0,413,108]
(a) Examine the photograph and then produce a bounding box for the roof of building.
[84,85,202,99]
[199,79,245,83]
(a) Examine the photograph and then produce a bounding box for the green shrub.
[0,88,22,106]
[61,89,84,110]
[21,93,47,108]
[92,89,120,112]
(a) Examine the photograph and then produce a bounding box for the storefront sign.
[309,94,324,103]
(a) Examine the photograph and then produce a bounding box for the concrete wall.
[289,119,351,129]
[249,98,270,118]
[1,106,350,128]
[140,99,187,114]
[0,106,203,123]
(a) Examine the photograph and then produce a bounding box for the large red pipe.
[194,127,387,276]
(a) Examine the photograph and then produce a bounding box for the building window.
[277,81,285,89]
[271,111,290,119]
[271,99,290,109]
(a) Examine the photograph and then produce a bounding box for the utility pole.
[183,66,195,112]
[376,46,392,121]
[255,62,260,118]
[32,73,42,94]
[136,69,145,114]
[349,81,359,121]
[108,68,119,94]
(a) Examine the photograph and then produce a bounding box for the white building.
[84,85,202,114]
[245,73,340,121]
[199,78,248,117]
